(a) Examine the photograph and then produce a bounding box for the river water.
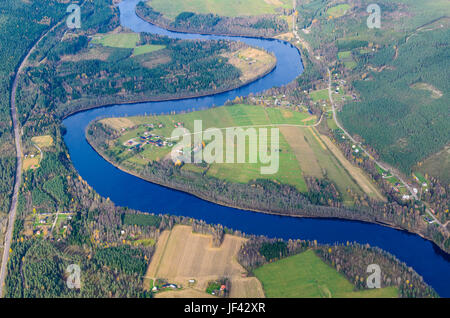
[62,0,450,296]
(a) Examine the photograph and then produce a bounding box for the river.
[62,0,450,296]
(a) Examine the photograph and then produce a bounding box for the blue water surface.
[62,0,450,296]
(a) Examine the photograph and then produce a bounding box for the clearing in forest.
[327,4,351,18]
[91,32,165,56]
[31,135,53,148]
[410,82,443,99]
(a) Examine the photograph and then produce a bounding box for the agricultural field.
[144,225,264,298]
[254,250,399,298]
[147,0,292,19]
[97,104,383,202]
[91,32,165,56]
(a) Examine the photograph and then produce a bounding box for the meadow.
[147,0,292,19]
[254,250,399,298]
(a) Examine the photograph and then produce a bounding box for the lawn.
[254,250,399,298]
[147,0,292,19]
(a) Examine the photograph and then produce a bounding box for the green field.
[327,4,351,18]
[147,0,292,19]
[92,33,165,56]
[99,104,378,201]
[337,51,351,60]
[254,250,399,298]
[337,50,357,69]
[309,89,329,102]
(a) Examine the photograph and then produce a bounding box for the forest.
[17,29,262,118]
[0,0,67,244]
[339,29,449,173]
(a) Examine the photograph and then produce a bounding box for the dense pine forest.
[340,29,449,173]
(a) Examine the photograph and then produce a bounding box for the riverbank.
[59,53,276,120]
[86,131,448,255]
[61,0,450,297]
[135,2,288,39]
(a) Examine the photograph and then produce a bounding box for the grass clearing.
[410,82,443,99]
[23,156,40,171]
[338,51,351,60]
[145,225,264,298]
[92,33,139,48]
[31,135,53,148]
[309,89,329,102]
[133,44,166,56]
[100,117,136,131]
[254,250,398,298]
[327,4,351,18]
[147,0,292,19]
[416,145,450,184]
[92,32,165,56]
